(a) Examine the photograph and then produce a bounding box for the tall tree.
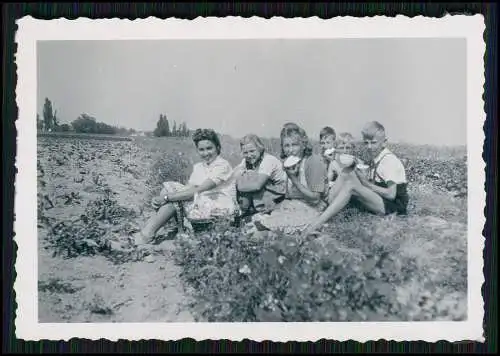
[153,115,162,137]
[153,114,171,137]
[42,98,54,131]
[172,121,177,137]
[181,122,188,137]
[52,110,59,130]
[162,114,170,136]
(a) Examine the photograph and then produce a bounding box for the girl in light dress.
[253,123,329,234]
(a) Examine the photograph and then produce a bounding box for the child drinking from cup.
[323,132,369,204]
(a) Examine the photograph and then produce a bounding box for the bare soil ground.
[37,137,197,322]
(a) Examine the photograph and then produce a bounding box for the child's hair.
[192,128,222,154]
[319,126,336,141]
[240,134,266,153]
[337,132,355,146]
[280,122,313,159]
[280,122,301,138]
[361,121,386,140]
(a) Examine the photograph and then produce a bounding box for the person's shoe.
[132,231,154,246]
[254,220,271,232]
[153,226,179,244]
[300,225,322,240]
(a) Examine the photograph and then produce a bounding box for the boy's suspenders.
[370,152,392,186]
[370,152,409,213]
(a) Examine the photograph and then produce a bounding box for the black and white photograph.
[14,16,485,342]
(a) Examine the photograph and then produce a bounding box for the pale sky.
[37,38,466,146]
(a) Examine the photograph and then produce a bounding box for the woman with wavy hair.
[254,123,328,234]
[133,128,237,245]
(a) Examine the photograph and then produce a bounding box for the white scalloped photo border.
[14,15,486,342]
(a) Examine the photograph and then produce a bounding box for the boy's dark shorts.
[348,196,408,216]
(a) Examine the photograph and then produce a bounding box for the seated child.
[323,132,369,204]
[234,134,287,218]
[319,126,337,163]
[304,121,409,235]
[254,123,328,234]
[319,126,340,183]
[326,132,358,184]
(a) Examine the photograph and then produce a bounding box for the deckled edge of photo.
[13,15,486,343]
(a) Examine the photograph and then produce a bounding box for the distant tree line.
[153,114,191,137]
[37,98,191,137]
[37,98,136,135]
[70,114,137,135]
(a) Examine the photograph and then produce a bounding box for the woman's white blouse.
[188,156,236,198]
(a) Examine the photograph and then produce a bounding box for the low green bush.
[173,206,467,322]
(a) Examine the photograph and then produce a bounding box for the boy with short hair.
[319,126,339,182]
[319,126,336,157]
[304,121,409,235]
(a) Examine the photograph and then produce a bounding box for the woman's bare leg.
[137,203,177,244]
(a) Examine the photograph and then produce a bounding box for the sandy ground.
[37,137,196,323]
[38,238,194,322]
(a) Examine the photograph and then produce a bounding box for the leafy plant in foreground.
[173,221,408,322]
[45,189,138,260]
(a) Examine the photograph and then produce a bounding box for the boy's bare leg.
[304,172,385,235]
[327,172,349,204]
[352,184,386,215]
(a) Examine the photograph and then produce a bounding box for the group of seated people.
[133,121,409,245]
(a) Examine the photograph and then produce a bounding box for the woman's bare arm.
[164,179,217,202]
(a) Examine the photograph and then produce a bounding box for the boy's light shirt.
[369,147,407,184]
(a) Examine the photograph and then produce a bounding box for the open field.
[37,135,468,322]
[37,131,133,141]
